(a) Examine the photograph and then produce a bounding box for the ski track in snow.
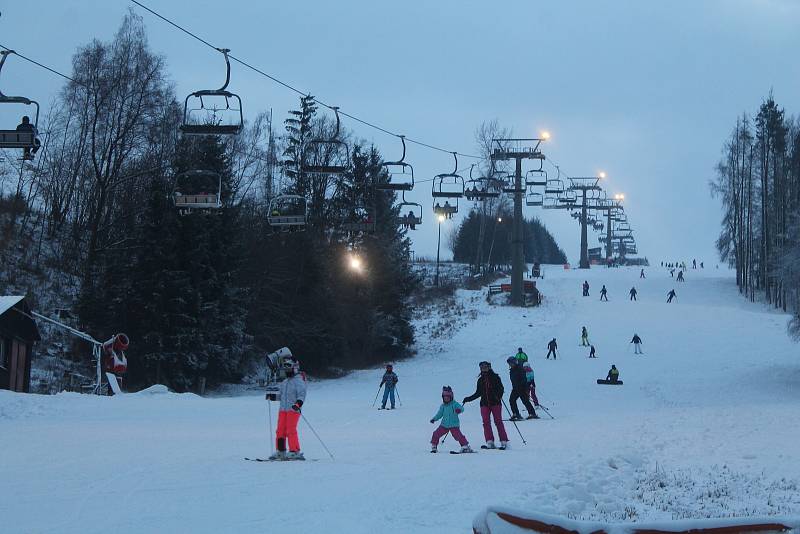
[1,267,800,533]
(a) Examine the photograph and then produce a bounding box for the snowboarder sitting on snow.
[581,326,590,346]
[600,285,608,301]
[463,361,509,450]
[631,333,643,354]
[507,357,538,420]
[589,345,597,358]
[667,288,677,303]
[514,347,528,365]
[430,386,472,453]
[270,357,307,461]
[379,364,398,409]
[630,287,638,301]
[606,365,620,383]
[523,362,540,407]
[546,338,558,359]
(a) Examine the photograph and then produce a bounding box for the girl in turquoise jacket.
[429,386,473,453]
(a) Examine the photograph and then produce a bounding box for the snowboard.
[596,379,624,385]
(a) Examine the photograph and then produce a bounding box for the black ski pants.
[510,388,534,416]
[546,348,557,359]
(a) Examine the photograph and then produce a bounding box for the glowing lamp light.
[349,255,362,271]
[437,214,446,223]
[598,171,607,179]
[541,131,551,140]
[497,217,503,223]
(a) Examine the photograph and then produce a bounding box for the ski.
[244,457,313,462]
[449,450,477,454]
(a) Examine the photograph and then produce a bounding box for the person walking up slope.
[463,362,509,450]
[546,338,558,359]
[430,386,473,453]
[631,333,643,354]
[270,357,307,461]
[507,357,538,420]
[379,364,398,409]
[581,326,590,347]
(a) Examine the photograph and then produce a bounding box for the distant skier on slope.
[269,357,307,461]
[514,347,528,365]
[629,287,638,301]
[640,268,646,279]
[667,289,677,303]
[582,280,590,297]
[589,344,597,358]
[462,361,509,450]
[600,285,609,301]
[379,364,398,410]
[677,270,685,282]
[631,333,643,354]
[546,338,558,360]
[581,326,590,346]
[507,357,538,420]
[430,386,473,453]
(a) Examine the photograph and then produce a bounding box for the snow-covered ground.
[2,266,800,533]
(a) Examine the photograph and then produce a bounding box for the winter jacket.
[515,351,528,364]
[547,340,558,351]
[581,328,588,338]
[431,401,464,428]
[509,365,528,392]
[631,335,642,344]
[380,372,398,390]
[278,374,307,411]
[607,368,620,381]
[463,372,504,406]
[524,367,535,385]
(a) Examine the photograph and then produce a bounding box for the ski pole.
[268,398,274,455]
[501,398,527,444]
[394,386,403,407]
[440,430,448,445]
[372,384,383,407]
[537,403,555,420]
[300,413,335,461]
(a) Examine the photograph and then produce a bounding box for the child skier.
[430,386,473,453]
[580,326,590,346]
[379,364,398,409]
[523,362,540,407]
[463,361,509,449]
[270,357,307,461]
[631,333,643,354]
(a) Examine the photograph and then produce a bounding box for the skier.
[640,268,646,279]
[582,280,590,297]
[693,259,697,269]
[667,288,677,303]
[430,386,473,453]
[629,287,638,301]
[600,285,608,301]
[700,262,704,269]
[670,268,675,278]
[631,333,643,354]
[589,345,597,358]
[546,338,558,360]
[580,326,590,347]
[507,357,538,420]
[523,362,540,407]
[270,357,307,461]
[677,270,685,282]
[606,365,620,383]
[462,361,509,450]
[379,364,399,409]
[514,347,528,365]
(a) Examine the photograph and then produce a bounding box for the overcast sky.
[3,0,799,264]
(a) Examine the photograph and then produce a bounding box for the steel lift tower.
[566,177,603,268]
[490,138,545,306]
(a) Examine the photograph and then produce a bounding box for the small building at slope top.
[0,296,41,393]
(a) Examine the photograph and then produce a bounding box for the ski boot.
[527,413,540,420]
[509,414,523,421]
[499,441,509,450]
[430,444,438,454]
[481,440,496,450]
[460,445,474,453]
[269,450,287,461]
[286,451,305,461]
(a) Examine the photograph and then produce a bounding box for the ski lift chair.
[545,179,564,195]
[558,189,577,204]
[543,195,561,209]
[172,170,222,214]
[302,106,350,177]
[180,49,244,136]
[526,190,543,206]
[341,205,376,233]
[433,199,458,219]
[525,169,548,187]
[377,135,414,191]
[267,194,307,228]
[0,51,41,158]
[431,152,465,200]
[399,194,423,230]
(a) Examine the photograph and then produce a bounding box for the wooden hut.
[0,296,41,393]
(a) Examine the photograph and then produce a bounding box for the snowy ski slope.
[1,266,799,533]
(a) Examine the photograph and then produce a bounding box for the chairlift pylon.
[302,106,351,177]
[180,48,244,136]
[0,51,41,158]
[377,135,414,191]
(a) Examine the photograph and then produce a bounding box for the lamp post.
[487,216,502,272]
[435,214,445,287]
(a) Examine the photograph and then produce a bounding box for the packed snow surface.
[2,266,800,533]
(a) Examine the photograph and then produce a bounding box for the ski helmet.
[441,386,454,400]
[517,347,523,353]
[506,356,517,366]
[282,357,300,374]
[386,364,393,371]
[478,361,491,369]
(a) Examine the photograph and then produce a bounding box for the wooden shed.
[0,296,41,393]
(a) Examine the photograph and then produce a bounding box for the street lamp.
[540,131,551,141]
[598,171,607,179]
[435,214,446,287]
